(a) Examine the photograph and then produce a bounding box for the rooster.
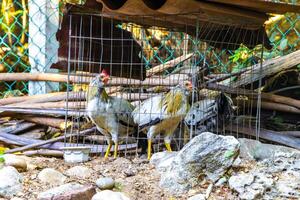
[132,80,193,160]
[86,70,136,158]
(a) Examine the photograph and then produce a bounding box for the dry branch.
[4,127,96,153]
[231,49,300,87]
[0,131,137,153]
[236,99,300,114]
[0,121,36,135]
[22,149,63,157]
[0,108,83,117]
[146,53,193,77]
[6,101,86,110]
[207,83,300,109]
[0,92,66,106]
[0,72,188,86]
[20,116,72,130]
[0,92,85,106]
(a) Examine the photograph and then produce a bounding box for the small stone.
[0,166,23,198]
[65,166,92,178]
[96,177,115,190]
[38,168,66,186]
[37,183,95,200]
[3,154,27,172]
[188,193,206,200]
[123,168,136,177]
[92,190,130,200]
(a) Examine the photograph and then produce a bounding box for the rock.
[123,168,136,177]
[188,193,206,200]
[229,172,274,200]
[0,166,23,198]
[96,177,115,190]
[275,170,300,198]
[155,132,240,194]
[150,151,177,172]
[3,154,27,172]
[65,166,92,178]
[238,138,300,161]
[229,173,255,194]
[92,190,130,200]
[38,168,66,186]
[37,183,95,200]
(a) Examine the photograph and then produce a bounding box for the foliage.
[0,147,6,163]
[114,182,124,192]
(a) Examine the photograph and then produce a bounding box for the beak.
[187,82,193,91]
[102,76,111,84]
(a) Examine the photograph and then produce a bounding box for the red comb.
[101,69,109,76]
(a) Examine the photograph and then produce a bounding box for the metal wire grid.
[62,12,266,158]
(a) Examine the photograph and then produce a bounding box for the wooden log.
[231,49,300,87]
[20,116,72,130]
[227,125,300,150]
[0,121,37,135]
[22,149,63,157]
[236,99,300,115]
[0,131,137,153]
[5,127,96,153]
[0,108,84,117]
[146,53,193,77]
[281,131,300,138]
[6,101,86,110]
[0,92,86,106]
[0,72,188,86]
[207,83,300,109]
[0,92,66,106]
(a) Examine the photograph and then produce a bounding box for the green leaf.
[224,150,237,159]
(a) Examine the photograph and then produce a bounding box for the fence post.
[28,0,60,95]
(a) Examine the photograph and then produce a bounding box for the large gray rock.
[38,168,66,186]
[92,190,130,200]
[0,166,23,198]
[152,132,240,194]
[238,138,300,161]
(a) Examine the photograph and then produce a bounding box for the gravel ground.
[4,156,238,200]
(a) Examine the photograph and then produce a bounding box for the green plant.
[0,147,5,163]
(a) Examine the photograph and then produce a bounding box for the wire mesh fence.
[60,12,270,158]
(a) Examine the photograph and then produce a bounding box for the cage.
[61,9,273,159]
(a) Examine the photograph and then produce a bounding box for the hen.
[132,80,192,159]
[86,71,136,158]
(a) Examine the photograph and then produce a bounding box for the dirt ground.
[11,156,239,200]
